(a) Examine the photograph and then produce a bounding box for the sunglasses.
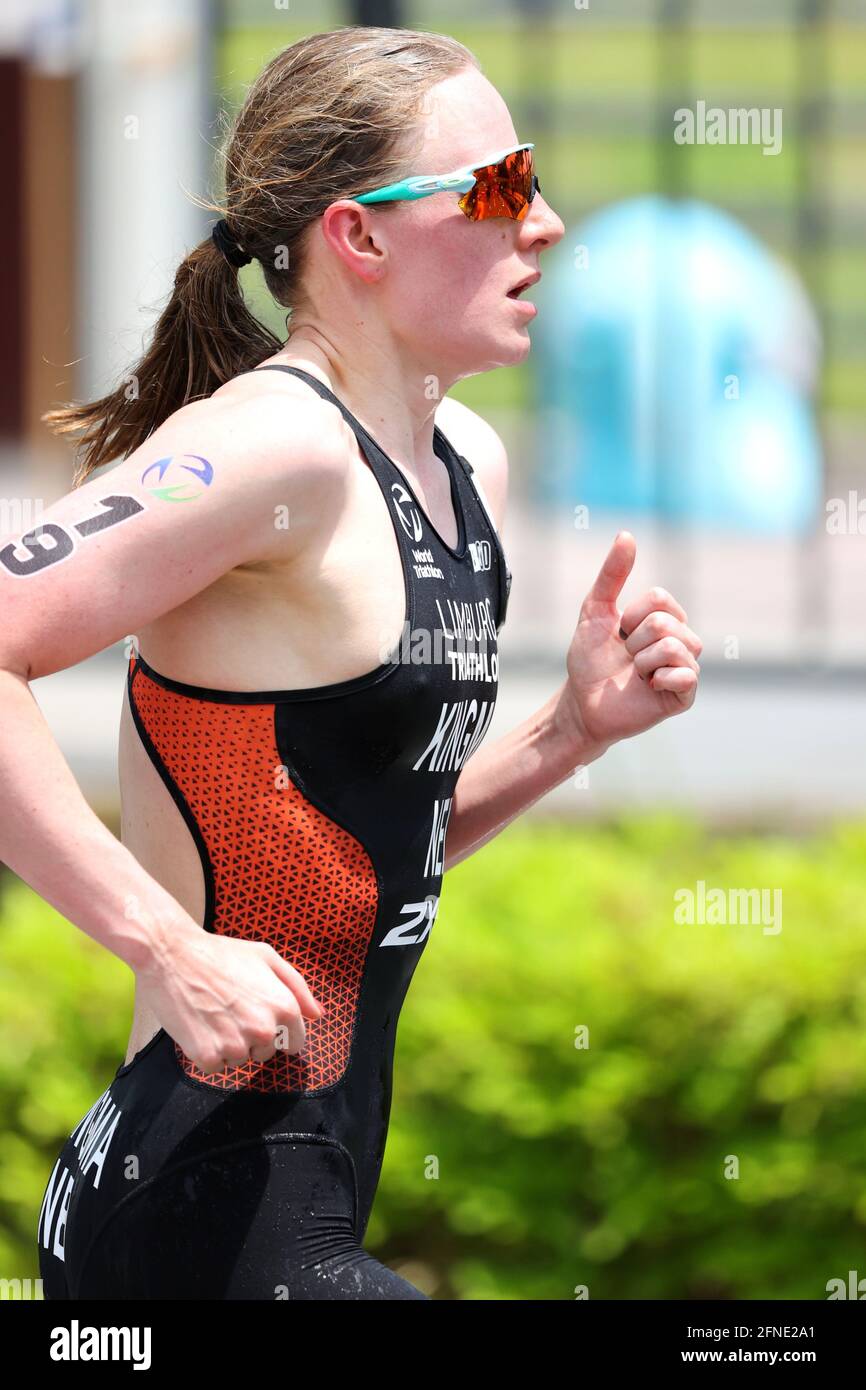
[354,142,541,222]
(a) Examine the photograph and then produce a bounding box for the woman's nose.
[522,189,565,248]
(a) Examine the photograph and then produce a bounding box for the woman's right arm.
[0,384,343,1072]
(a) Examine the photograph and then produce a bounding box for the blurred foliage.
[0,871,132,1288]
[376,814,866,1299]
[4,815,866,1299]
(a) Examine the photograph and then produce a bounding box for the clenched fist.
[561,530,701,750]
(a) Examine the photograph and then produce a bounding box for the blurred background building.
[1,0,864,822]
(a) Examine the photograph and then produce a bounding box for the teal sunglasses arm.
[354,142,535,207]
[355,172,476,205]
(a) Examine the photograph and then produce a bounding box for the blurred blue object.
[533,196,823,532]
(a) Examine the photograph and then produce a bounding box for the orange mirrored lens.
[458,148,536,222]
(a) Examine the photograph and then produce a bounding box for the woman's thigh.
[72,1134,429,1301]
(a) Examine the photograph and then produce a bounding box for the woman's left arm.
[443,529,702,870]
[434,402,701,869]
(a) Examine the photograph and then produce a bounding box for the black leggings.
[37,1030,429,1301]
[40,1131,427,1301]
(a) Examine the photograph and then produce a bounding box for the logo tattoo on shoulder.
[140,454,214,502]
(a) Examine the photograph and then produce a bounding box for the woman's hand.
[129,899,325,1074]
[557,531,701,753]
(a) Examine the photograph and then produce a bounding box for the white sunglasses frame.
[353,142,536,207]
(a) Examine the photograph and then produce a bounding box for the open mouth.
[507,273,540,299]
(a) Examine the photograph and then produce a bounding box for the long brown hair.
[45,26,478,486]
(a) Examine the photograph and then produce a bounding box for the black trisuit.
[37,366,510,1299]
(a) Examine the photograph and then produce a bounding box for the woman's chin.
[446,328,534,377]
[491,331,535,366]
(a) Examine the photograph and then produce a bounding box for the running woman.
[5,27,700,1299]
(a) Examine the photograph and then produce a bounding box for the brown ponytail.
[48,238,281,487]
[43,26,479,487]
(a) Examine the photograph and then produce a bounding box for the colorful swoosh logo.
[140,454,214,502]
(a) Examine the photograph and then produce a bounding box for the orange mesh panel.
[129,661,379,1093]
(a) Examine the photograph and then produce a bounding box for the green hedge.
[3,815,866,1299]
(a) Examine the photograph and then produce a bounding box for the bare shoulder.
[433,394,508,533]
[199,367,354,496]
[124,365,358,559]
